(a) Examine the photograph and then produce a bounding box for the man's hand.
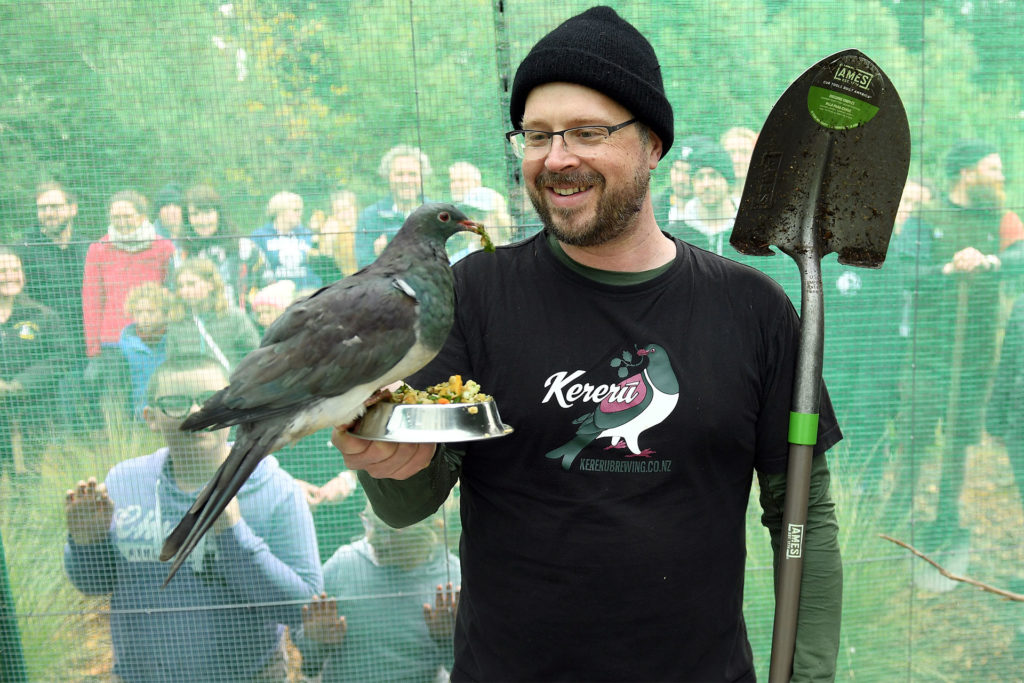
[944,246,1000,274]
[295,479,321,508]
[315,472,356,505]
[423,582,460,642]
[302,592,347,645]
[212,496,241,534]
[65,477,114,545]
[331,426,436,480]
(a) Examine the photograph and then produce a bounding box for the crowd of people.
[0,4,1021,680]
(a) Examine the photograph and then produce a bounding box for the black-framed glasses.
[152,391,218,418]
[505,118,638,159]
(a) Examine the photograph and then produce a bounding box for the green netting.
[1,0,1023,680]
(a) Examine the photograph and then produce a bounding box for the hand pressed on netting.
[302,592,347,645]
[423,581,460,642]
[65,476,114,545]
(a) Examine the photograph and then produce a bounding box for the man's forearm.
[759,455,843,682]
[357,445,461,527]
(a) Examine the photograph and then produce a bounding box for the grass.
[2,406,1021,681]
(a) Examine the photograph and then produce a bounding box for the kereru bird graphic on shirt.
[545,343,680,471]
[159,203,490,584]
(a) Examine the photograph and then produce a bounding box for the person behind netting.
[986,292,1024,659]
[298,503,461,682]
[720,126,758,205]
[355,145,436,268]
[247,279,297,336]
[118,281,172,421]
[64,353,323,682]
[665,135,738,255]
[888,140,1024,558]
[651,135,697,227]
[332,7,843,681]
[308,188,361,282]
[153,182,185,243]
[165,256,261,371]
[82,190,175,419]
[450,186,516,262]
[251,191,323,293]
[0,246,70,474]
[175,183,266,310]
[448,161,482,204]
[22,181,89,368]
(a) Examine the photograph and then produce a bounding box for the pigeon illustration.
[545,344,679,470]
[159,203,489,584]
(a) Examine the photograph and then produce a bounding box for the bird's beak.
[462,220,495,252]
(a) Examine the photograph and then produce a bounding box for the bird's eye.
[438,212,450,222]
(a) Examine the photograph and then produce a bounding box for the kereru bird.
[159,203,489,584]
[545,343,679,470]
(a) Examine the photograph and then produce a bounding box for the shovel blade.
[731,49,911,268]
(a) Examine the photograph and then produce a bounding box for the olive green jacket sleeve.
[757,454,843,682]
[356,445,463,528]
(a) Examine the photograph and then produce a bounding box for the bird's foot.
[625,449,655,459]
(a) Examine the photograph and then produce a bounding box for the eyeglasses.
[152,391,219,418]
[505,119,638,159]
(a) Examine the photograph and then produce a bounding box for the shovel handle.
[770,242,825,682]
[768,439,815,683]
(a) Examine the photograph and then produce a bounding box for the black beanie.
[510,6,674,155]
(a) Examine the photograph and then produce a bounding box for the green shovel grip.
[788,411,819,446]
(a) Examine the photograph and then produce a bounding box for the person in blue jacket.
[64,353,323,682]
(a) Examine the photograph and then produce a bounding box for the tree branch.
[879,534,1023,602]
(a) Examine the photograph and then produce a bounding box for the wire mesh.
[1,0,1023,680]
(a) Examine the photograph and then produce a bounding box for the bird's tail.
[159,427,274,586]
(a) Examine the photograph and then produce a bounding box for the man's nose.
[544,135,580,171]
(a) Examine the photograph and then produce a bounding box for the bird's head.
[404,202,494,253]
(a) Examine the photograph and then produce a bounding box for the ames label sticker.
[807,57,882,130]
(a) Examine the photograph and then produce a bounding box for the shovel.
[730,49,910,682]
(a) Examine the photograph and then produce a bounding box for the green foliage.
[1,0,1020,242]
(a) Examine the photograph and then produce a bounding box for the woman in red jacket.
[81,190,174,417]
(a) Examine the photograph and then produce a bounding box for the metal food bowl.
[352,401,514,442]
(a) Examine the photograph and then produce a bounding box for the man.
[667,136,738,255]
[355,145,434,268]
[333,7,842,681]
[652,136,696,226]
[448,161,482,203]
[889,140,1024,561]
[720,126,758,203]
[64,354,322,682]
[22,181,88,363]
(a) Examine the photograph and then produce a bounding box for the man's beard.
[966,181,1006,211]
[528,165,650,247]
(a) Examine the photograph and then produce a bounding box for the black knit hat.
[510,6,674,155]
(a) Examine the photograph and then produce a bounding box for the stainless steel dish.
[352,401,514,442]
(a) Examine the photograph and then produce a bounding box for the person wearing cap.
[332,7,843,681]
[668,135,738,255]
[652,136,698,228]
[887,140,1024,564]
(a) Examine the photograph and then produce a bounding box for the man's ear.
[69,203,79,220]
[647,131,664,170]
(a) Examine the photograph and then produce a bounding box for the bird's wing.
[182,274,420,430]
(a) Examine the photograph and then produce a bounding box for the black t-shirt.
[412,233,841,681]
